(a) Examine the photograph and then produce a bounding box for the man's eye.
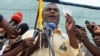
[46,8,51,11]
[54,9,59,12]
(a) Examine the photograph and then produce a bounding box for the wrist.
[18,45,23,51]
[82,36,89,42]
[19,40,26,50]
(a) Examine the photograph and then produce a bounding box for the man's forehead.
[44,3,58,9]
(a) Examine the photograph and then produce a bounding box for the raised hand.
[65,14,75,32]
[74,27,88,42]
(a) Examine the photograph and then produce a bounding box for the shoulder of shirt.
[54,28,69,39]
[21,29,35,39]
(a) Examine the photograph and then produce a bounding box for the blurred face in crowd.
[92,25,100,47]
[80,27,87,35]
[86,22,100,34]
[86,23,100,47]
[43,3,60,26]
[93,35,100,47]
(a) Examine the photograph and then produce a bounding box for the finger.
[8,35,16,39]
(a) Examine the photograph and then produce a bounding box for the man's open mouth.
[48,15,56,19]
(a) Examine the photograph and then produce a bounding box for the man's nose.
[50,9,55,13]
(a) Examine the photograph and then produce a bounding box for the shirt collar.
[53,28,62,35]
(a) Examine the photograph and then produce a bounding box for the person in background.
[74,22,100,56]
[0,27,34,56]
[3,37,34,56]
[0,15,18,39]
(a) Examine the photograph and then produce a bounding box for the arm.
[82,38,100,56]
[3,38,34,56]
[65,14,78,49]
[3,45,23,56]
